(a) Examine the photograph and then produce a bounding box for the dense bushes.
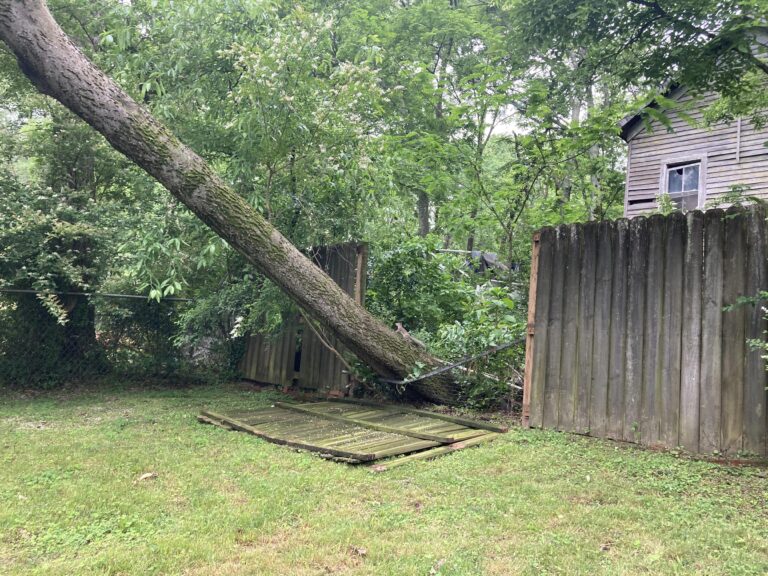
[367,237,526,408]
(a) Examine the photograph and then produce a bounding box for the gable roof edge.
[619,83,688,142]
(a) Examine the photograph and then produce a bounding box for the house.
[619,86,768,218]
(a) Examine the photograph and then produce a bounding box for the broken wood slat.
[275,402,458,443]
[199,410,375,462]
[326,398,508,432]
[370,433,500,472]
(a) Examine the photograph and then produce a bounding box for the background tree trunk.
[416,190,430,237]
[0,0,459,404]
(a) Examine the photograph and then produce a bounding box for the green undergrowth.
[1,381,766,575]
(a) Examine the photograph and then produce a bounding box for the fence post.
[522,231,541,428]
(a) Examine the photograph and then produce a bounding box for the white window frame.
[657,153,708,210]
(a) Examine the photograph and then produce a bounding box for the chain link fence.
[0,290,230,388]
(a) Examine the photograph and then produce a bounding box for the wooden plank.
[319,430,381,448]
[660,211,685,448]
[326,398,508,432]
[304,317,319,390]
[370,439,443,459]
[607,219,629,440]
[275,402,459,443]
[590,220,615,438]
[282,323,297,387]
[558,225,581,432]
[344,435,425,453]
[362,413,466,434]
[575,221,598,434]
[543,226,567,430]
[199,411,375,461]
[743,206,768,456]
[522,231,541,428]
[370,433,500,472]
[444,428,489,441]
[242,412,301,426]
[721,207,747,454]
[261,419,337,438]
[642,214,666,446]
[624,216,649,443]
[700,209,725,454]
[679,211,704,452]
[529,227,555,428]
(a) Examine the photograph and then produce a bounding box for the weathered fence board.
[576,222,598,434]
[744,206,768,454]
[559,225,582,431]
[700,210,725,453]
[607,219,629,440]
[524,207,768,457]
[661,212,685,448]
[591,221,614,438]
[721,208,747,453]
[642,214,665,446]
[624,217,648,443]
[529,227,554,428]
[680,210,704,452]
[543,227,567,430]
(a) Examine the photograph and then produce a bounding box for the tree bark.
[0,0,458,404]
[416,190,430,237]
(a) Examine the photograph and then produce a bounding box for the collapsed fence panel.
[524,206,768,457]
[239,243,368,395]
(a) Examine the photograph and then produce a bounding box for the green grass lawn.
[1,381,766,576]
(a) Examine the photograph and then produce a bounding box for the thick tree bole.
[0,0,456,403]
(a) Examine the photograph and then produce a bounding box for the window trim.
[657,153,708,210]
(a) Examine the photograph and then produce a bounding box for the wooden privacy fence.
[523,206,768,457]
[239,243,368,396]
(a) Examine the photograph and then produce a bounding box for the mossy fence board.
[239,243,367,395]
[523,207,768,457]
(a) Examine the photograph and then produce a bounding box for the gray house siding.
[624,89,768,218]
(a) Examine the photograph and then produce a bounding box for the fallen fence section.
[239,243,367,396]
[199,399,505,466]
[523,207,768,457]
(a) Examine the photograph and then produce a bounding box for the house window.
[665,161,700,210]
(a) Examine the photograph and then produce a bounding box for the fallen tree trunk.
[0,0,458,404]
